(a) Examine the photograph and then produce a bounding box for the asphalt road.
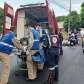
[0,45,84,84]
[59,46,84,84]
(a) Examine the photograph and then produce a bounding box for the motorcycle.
[82,37,84,53]
[69,37,76,47]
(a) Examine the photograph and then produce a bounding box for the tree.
[80,2,84,28]
[63,16,69,32]
[63,11,80,32]
[56,16,66,22]
[0,8,4,33]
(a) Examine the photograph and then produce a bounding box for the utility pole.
[68,0,71,33]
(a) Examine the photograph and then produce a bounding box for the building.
[58,22,64,32]
[58,21,68,39]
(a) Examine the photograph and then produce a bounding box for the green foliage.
[80,2,84,28]
[63,17,69,32]
[0,8,4,33]
[56,16,66,22]
[63,11,80,32]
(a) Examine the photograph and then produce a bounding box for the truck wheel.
[83,49,84,53]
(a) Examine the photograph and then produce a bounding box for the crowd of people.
[0,23,63,84]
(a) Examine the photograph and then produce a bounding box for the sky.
[0,0,84,16]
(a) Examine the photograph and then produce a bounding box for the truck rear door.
[3,3,14,34]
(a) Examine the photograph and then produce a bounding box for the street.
[0,45,83,84]
[59,46,84,84]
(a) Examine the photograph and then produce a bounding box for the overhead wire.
[48,0,69,12]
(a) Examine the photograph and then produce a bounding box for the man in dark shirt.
[58,32,63,55]
[44,32,60,84]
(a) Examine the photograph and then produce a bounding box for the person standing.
[0,26,22,84]
[44,32,60,84]
[35,24,45,70]
[58,32,63,55]
[26,24,40,80]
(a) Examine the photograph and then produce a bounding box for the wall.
[17,10,25,40]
